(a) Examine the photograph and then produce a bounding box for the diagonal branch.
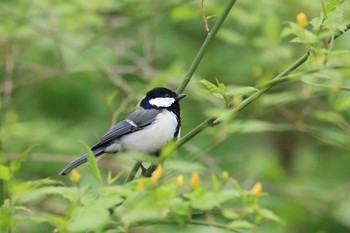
[177,0,238,94]
[160,23,350,162]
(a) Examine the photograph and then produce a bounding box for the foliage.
[1,0,350,232]
[2,160,280,232]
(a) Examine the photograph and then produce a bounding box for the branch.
[161,23,350,161]
[160,53,309,160]
[136,20,350,179]
[177,0,238,93]
[131,219,242,233]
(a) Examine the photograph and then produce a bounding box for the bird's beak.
[176,93,186,100]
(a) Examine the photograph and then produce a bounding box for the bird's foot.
[140,163,147,175]
[140,164,156,177]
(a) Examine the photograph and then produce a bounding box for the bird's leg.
[140,163,147,175]
[141,151,160,177]
[142,164,156,177]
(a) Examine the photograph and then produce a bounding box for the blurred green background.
[1,0,350,232]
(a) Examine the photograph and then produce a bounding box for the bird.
[59,87,186,176]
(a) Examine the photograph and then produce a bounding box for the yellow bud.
[296,12,308,28]
[150,165,163,185]
[190,172,200,189]
[221,170,229,181]
[69,169,81,183]
[135,180,144,191]
[176,175,184,188]
[251,182,262,197]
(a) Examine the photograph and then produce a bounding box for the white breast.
[120,110,178,153]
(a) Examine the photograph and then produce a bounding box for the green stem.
[128,0,238,180]
[159,23,350,159]
[130,18,350,182]
[161,53,309,159]
[124,161,142,183]
[213,52,309,124]
[177,0,238,94]
[132,219,241,233]
[0,97,6,205]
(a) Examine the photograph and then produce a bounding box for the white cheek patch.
[149,97,175,107]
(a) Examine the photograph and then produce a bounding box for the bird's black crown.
[146,87,178,99]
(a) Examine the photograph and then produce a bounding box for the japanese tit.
[59,87,186,175]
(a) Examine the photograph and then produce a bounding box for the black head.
[140,87,186,112]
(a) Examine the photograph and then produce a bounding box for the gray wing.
[91,108,161,150]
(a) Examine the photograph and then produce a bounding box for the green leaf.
[260,92,302,107]
[225,86,258,96]
[0,165,12,180]
[186,189,240,210]
[305,126,348,148]
[221,209,239,220]
[227,220,255,230]
[168,198,191,226]
[211,173,221,191]
[81,142,103,184]
[107,170,123,185]
[312,110,346,125]
[160,141,177,160]
[17,185,123,232]
[67,204,110,232]
[199,79,224,96]
[310,13,324,30]
[42,214,68,230]
[24,178,64,189]
[107,91,118,107]
[258,209,283,223]
[324,0,344,13]
[333,95,350,112]
[10,144,39,173]
[216,78,226,92]
[14,186,84,203]
[324,7,345,31]
[228,120,293,133]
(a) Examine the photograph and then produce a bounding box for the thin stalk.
[177,0,237,94]
[213,53,309,124]
[162,53,309,159]
[156,23,350,161]
[131,219,241,233]
[139,23,350,177]
[124,161,142,183]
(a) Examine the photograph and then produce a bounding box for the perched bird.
[59,87,186,175]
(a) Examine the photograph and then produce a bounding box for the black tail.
[59,150,104,176]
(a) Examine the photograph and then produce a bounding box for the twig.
[129,14,350,181]
[177,0,238,94]
[161,23,350,161]
[131,219,242,233]
[124,161,142,183]
[201,0,210,34]
[161,53,309,160]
